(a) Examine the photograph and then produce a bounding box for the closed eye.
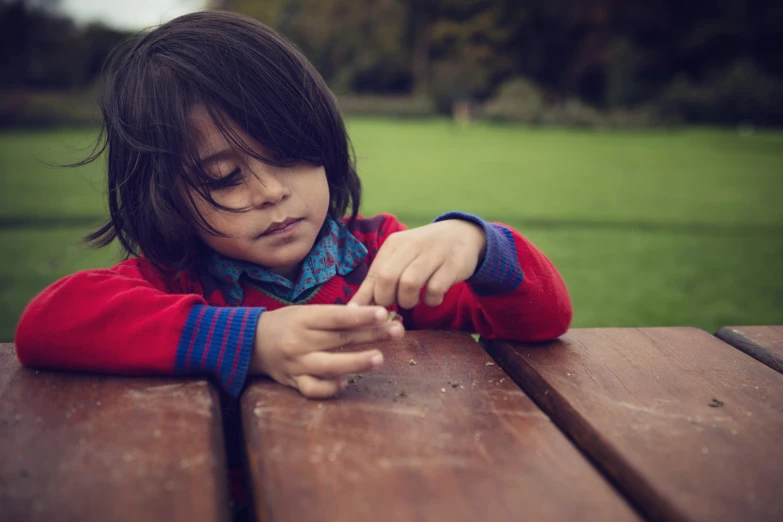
[207,168,242,190]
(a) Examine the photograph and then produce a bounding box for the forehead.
[188,105,228,154]
[187,105,272,162]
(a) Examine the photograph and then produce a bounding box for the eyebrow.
[197,148,235,166]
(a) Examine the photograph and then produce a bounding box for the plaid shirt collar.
[206,215,367,304]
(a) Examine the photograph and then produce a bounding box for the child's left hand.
[349,220,486,309]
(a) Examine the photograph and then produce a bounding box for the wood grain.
[485,327,783,522]
[0,344,230,522]
[241,330,640,522]
[716,326,783,375]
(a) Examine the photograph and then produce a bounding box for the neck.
[267,261,303,282]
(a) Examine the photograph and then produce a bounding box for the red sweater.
[15,213,571,396]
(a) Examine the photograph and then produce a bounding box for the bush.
[483,78,673,128]
[337,94,435,118]
[0,90,100,129]
[659,61,783,125]
[482,77,545,123]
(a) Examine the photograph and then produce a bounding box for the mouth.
[259,217,303,237]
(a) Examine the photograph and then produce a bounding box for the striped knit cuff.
[434,212,523,296]
[175,306,264,398]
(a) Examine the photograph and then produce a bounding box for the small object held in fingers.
[387,311,403,323]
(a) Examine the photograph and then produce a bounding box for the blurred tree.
[2,0,782,123]
[0,0,130,89]
[427,0,512,107]
[214,0,412,93]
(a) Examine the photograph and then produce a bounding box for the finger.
[348,273,376,306]
[298,349,385,379]
[397,254,444,309]
[349,236,402,306]
[304,321,404,355]
[423,262,456,307]
[303,304,388,330]
[369,246,419,307]
[293,374,344,399]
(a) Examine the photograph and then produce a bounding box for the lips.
[260,217,302,236]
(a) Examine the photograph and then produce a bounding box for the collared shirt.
[207,215,368,305]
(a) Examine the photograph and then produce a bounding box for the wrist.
[453,219,487,265]
[433,211,487,265]
[250,312,270,376]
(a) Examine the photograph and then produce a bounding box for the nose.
[247,165,290,208]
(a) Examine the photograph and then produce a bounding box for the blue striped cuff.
[434,212,523,296]
[175,306,264,397]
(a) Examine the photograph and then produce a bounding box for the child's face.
[187,106,330,280]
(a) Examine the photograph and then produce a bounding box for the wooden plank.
[0,344,230,522]
[716,326,783,375]
[241,331,641,522]
[485,328,783,522]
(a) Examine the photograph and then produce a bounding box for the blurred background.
[0,0,781,340]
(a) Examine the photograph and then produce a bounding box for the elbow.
[14,293,62,368]
[14,302,42,367]
[544,302,573,340]
[543,292,573,340]
[518,295,573,343]
[537,282,573,341]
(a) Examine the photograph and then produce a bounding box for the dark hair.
[78,10,361,272]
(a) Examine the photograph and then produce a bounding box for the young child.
[14,11,572,401]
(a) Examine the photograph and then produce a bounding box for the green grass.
[1,120,782,341]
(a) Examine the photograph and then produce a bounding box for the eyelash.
[208,168,242,190]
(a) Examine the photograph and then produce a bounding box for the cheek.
[188,193,240,241]
[307,168,330,214]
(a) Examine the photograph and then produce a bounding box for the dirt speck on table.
[409,359,417,366]
[708,398,725,408]
[485,362,495,367]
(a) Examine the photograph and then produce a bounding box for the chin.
[258,244,310,270]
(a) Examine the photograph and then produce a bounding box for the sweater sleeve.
[374,213,572,342]
[14,258,262,397]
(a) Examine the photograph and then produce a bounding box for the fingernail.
[370,353,384,367]
[339,379,348,391]
[347,301,357,307]
[374,308,387,321]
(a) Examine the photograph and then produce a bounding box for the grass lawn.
[1,120,781,341]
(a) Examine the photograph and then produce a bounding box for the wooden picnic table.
[485,328,783,522]
[716,326,783,375]
[242,327,783,522]
[241,331,639,522]
[2,325,782,522]
[0,344,231,522]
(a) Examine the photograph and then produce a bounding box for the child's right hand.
[249,305,403,399]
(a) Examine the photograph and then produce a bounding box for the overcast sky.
[59,0,207,31]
